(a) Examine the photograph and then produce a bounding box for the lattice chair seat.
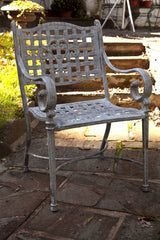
[11,20,152,212]
[29,99,146,130]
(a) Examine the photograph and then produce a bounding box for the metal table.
[102,0,135,32]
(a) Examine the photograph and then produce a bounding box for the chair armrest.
[16,55,57,117]
[103,51,152,110]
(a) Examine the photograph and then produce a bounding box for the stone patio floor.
[0,119,160,240]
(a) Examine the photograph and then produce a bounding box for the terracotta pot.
[130,0,139,7]
[8,11,37,28]
[141,1,152,7]
[139,1,144,6]
[60,10,72,18]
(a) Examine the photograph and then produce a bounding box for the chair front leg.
[24,114,31,172]
[46,121,58,212]
[142,116,149,192]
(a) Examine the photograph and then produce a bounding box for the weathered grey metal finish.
[11,20,152,211]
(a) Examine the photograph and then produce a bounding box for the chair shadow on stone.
[11,19,152,211]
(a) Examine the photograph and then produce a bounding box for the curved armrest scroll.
[37,76,57,117]
[103,52,152,105]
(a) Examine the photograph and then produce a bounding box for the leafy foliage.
[0,64,22,127]
[5,0,44,12]
[0,32,14,60]
[52,0,83,11]
[2,0,45,21]
[0,32,35,132]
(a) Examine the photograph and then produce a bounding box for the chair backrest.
[12,20,108,86]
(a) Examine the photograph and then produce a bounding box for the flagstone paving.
[0,120,160,240]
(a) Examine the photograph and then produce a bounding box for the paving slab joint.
[106,215,126,240]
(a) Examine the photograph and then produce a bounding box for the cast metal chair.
[11,20,152,211]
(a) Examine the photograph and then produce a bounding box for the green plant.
[52,0,83,11]
[2,0,45,19]
[0,32,14,61]
[6,0,44,12]
[113,141,124,173]
[0,32,35,134]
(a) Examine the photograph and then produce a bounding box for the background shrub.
[0,32,35,134]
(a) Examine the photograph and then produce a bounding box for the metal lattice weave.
[29,99,145,130]
[19,22,103,86]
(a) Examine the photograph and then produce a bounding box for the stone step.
[104,42,145,56]
[56,91,139,109]
[57,90,159,109]
[57,56,149,94]
[57,71,152,93]
[74,56,149,73]
[103,38,149,74]
[107,56,149,72]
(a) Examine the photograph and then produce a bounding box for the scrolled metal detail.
[37,89,47,111]
[130,80,142,102]
[37,76,57,114]
[103,51,152,106]
[130,68,152,106]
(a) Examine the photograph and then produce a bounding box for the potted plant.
[1,0,45,27]
[130,0,140,7]
[51,0,83,18]
[139,0,152,7]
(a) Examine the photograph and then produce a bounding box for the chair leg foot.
[142,184,150,192]
[50,203,58,212]
[24,166,29,172]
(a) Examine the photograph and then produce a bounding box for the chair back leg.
[100,123,111,153]
[24,114,31,172]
